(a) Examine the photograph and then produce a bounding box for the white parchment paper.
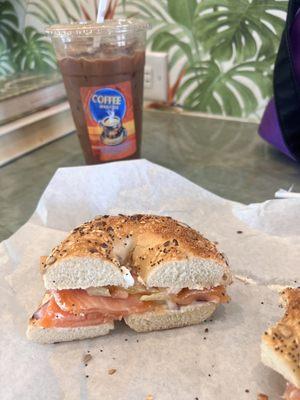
[1,160,299,400]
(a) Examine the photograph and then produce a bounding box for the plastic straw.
[97,0,108,23]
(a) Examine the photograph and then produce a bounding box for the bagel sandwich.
[261,288,300,399]
[27,214,232,343]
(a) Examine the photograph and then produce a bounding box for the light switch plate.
[144,51,168,102]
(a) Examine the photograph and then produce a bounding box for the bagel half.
[261,288,300,389]
[42,215,231,291]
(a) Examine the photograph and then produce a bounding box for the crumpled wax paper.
[1,159,299,400]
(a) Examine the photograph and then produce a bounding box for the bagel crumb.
[145,395,153,400]
[82,353,92,364]
[257,394,268,400]
[108,368,116,375]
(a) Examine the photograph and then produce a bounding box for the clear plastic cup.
[46,20,148,164]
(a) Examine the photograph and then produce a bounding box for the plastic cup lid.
[46,19,150,38]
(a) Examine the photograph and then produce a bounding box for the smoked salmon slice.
[33,285,229,329]
[53,289,152,316]
[33,297,112,328]
[172,286,230,305]
[34,290,153,328]
[284,383,300,400]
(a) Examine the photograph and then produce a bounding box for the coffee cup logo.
[89,88,127,146]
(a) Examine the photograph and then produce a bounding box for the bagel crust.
[261,288,300,388]
[125,302,217,332]
[27,319,114,343]
[42,215,231,290]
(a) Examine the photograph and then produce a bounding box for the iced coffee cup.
[46,20,148,164]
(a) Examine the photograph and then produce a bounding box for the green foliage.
[28,0,82,25]
[178,60,271,116]
[0,1,19,45]
[0,42,14,76]
[0,0,288,118]
[152,31,193,63]
[123,0,169,23]
[123,0,193,72]
[122,0,287,118]
[12,27,57,73]
[167,0,197,28]
[0,1,58,77]
[195,0,288,62]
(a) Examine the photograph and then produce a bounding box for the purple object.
[259,8,300,160]
[258,100,295,159]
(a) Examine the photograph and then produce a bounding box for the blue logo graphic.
[89,88,126,124]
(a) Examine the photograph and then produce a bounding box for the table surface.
[1,110,299,241]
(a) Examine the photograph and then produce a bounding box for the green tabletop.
[0,110,299,241]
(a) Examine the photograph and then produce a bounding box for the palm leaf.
[167,0,197,28]
[12,27,57,73]
[28,0,82,24]
[148,24,188,70]
[152,31,193,62]
[15,0,26,11]
[124,1,168,21]
[0,42,15,76]
[0,1,19,45]
[28,1,59,24]
[122,0,169,21]
[121,0,207,107]
[169,47,186,70]
[57,0,78,22]
[69,0,82,17]
[195,0,287,62]
[180,60,272,117]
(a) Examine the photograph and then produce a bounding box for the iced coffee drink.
[47,20,148,164]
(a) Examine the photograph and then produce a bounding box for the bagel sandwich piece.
[27,215,232,343]
[261,288,300,399]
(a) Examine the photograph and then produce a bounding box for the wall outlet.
[144,51,168,102]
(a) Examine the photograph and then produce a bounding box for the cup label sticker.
[80,82,136,161]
